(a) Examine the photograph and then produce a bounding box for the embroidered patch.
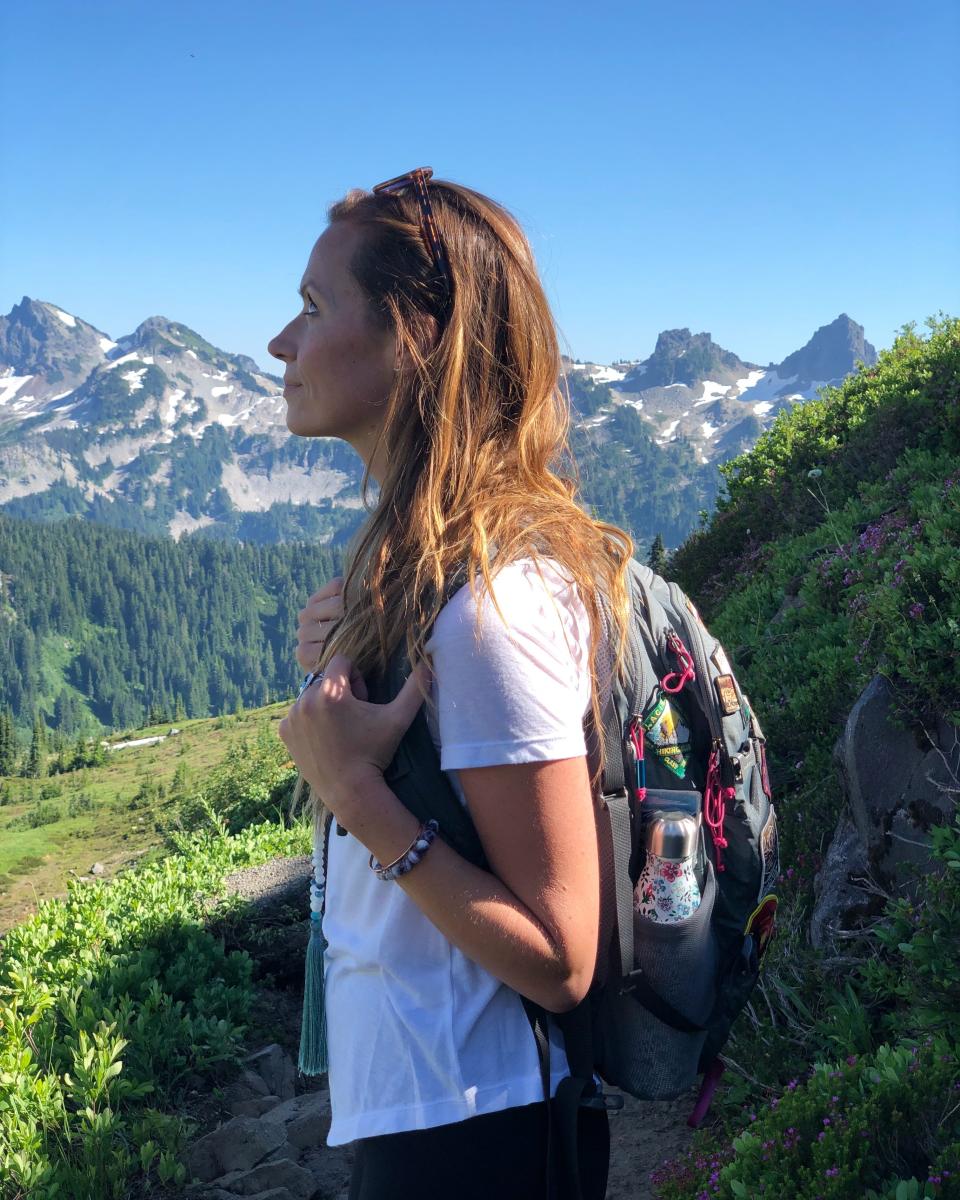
[641,692,692,778]
[715,673,739,716]
[745,894,778,958]
[758,809,780,899]
[710,644,732,675]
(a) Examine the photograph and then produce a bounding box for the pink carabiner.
[661,633,696,693]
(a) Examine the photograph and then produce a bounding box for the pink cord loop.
[628,720,647,803]
[661,632,696,694]
[704,744,730,872]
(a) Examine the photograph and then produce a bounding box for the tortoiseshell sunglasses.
[372,166,453,296]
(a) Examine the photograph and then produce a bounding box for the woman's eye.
[303,298,319,316]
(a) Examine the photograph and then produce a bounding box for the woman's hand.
[278,653,432,828]
[296,576,344,672]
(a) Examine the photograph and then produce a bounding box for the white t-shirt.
[321,557,598,1147]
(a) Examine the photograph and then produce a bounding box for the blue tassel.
[298,912,329,1075]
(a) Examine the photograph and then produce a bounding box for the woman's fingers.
[295,577,345,671]
[296,624,336,672]
[309,575,344,603]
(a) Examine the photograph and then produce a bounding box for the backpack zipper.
[667,582,735,871]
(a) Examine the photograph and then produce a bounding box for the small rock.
[242,1044,296,1102]
[224,1068,273,1107]
[260,1090,330,1130]
[90,862,105,876]
[216,1158,319,1199]
[183,1115,286,1183]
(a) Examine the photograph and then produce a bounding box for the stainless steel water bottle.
[634,810,702,923]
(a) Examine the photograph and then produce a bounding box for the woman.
[270,168,633,1200]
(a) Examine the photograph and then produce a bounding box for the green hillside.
[0,517,341,738]
[0,318,956,1199]
[656,316,960,1198]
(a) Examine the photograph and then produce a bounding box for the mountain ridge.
[0,298,875,548]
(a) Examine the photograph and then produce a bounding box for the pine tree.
[647,532,669,577]
[0,706,16,776]
[26,710,47,778]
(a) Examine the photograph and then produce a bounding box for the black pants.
[348,1100,610,1200]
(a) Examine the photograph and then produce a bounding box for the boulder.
[215,1159,319,1199]
[831,676,959,898]
[809,808,881,949]
[231,1095,283,1118]
[242,1044,296,1102]
[224,1067,273,1108]
[183,1115,287,1184]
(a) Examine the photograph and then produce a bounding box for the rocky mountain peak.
[621,328,757,390]
[775,314,877,385]
[0,297,115,400]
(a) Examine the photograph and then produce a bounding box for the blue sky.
[1,0,957,373]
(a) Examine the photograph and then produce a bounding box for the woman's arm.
[329,754,600,1014]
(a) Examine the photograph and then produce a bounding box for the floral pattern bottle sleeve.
[634,810,702,923]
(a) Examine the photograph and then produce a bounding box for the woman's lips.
[283,382,302,394]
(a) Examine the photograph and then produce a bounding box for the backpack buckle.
[580,1089,625,1112]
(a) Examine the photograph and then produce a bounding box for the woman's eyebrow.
[298,278,333,303]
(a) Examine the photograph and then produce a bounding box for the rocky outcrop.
[182,1044,353,1200]
[810,676,959,947]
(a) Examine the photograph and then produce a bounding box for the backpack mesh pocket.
[596,860,719,1100]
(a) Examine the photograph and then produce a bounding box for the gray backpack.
[350,558,780,1195]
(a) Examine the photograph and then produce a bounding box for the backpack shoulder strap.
[363,565,488,869]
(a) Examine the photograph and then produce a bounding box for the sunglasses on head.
[372,167,453,297]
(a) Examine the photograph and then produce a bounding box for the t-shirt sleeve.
[424,559,593,771]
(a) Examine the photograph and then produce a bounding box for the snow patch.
[730,369,766,396]
[122,368,147,392]
[0,374,33,406]
[693,380,729,408]
[99,336,117,353]
[571,362,627,384]
[187,349,198,359]
[163,388,186,425]
[211,385,234,397]
[50,306,76,328]
[104,351,143,370]
[701,421,719,438]
[658,419,680,440]
[752,401,774,416]
[736,371,799,406]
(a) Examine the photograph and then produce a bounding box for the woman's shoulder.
[428,554,587,650]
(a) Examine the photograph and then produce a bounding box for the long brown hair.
[291,176,634,826]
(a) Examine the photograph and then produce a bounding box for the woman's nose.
[267,327,293,362]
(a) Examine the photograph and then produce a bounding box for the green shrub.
[0,816,310,1199]
[6,799,63,831]
[653,1040,959,1199]
[174,723,297,835]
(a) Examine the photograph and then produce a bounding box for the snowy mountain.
[566,315,876,465]
[0,299,363,543]
[0,299,876,547]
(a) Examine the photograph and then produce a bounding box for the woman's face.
[268,221,396,478]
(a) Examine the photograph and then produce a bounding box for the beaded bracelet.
[369,819,440,882]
